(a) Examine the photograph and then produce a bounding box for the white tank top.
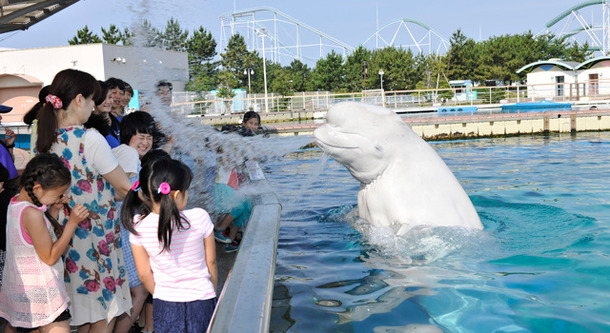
[0,198,69,328]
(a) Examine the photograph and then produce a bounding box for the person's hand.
[4,128,15,147]
[49,194,70,214]
[67,203,89,226]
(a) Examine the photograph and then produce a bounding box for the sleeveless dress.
[0,199,69,328]
[49,126,131,326]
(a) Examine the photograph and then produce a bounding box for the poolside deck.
[262,108,610,139]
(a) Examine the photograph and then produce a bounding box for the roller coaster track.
[220,7,449,65]
[360,18,449,54]
[542,0,610,55]
[220,7,354,64]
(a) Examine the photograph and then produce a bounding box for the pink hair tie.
[131,181,140,192]
[36,204,48,212]
[45,94,63,109]
[158,182,171,195]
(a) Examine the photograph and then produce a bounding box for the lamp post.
[243,68,254,94]
[378,69,384,90]
[256,28,269,113]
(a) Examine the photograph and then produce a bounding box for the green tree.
[132,19,161,48]
[101,24,123,44]
[220,34,255,89]
[310,50,345,91]
[287,59,311,92]
[216,69,238,113]
[270,66,293,96]
[367,46,417,90]
[565,41,593,63]
[160,18,189,51]
[186,26,217,67]
[68,25,102,45]
[445,29,478,81]
[342,46,372,92]
[121,27,134,46]
[185,26,218,93]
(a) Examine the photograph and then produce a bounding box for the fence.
[172,81,610,115]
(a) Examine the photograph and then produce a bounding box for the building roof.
[0,0,79,34]
[574,56,610,70]
[516,59,580,74]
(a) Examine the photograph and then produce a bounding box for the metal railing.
[172,80,610,116]
[208,164,282,333]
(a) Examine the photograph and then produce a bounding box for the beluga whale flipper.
[313,102,482,235]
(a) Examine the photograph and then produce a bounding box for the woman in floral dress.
[36,69,132,332]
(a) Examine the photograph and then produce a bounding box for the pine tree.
[161,18,189,51]
[68,26,102,45]
[101,24,123,44]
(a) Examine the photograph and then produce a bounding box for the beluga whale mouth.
[313,102,483,235]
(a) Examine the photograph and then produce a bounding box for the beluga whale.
[313,102,483,235]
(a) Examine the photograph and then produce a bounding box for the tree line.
[70,21,594,98]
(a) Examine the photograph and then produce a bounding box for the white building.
[517,57,610,101]
[0,43,188,122]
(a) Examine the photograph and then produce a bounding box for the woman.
[36,69,132,332]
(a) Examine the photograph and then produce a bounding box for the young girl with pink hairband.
[121,158,218,332]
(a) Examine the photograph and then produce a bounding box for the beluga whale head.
[314,102,406,184]
[314,102,483,234]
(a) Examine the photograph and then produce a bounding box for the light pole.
[378,69,384,90]
[256,28,269,113]
[243,68,254,94]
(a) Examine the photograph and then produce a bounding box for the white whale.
[313,102,482,234]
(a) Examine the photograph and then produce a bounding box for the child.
[121,158,218,332]
[112,111,155,178]
[0,154,89,332]
[112,111,154,333]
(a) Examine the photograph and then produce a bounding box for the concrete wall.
[577,60,610,97]
[0,44,188,91]
[526,66,577,100]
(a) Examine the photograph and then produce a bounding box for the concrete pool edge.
[208,188,282,332]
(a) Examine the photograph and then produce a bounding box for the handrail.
[208,165,282,333]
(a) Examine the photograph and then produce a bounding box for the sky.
[0,0,600,54]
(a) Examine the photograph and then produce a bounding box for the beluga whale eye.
[375,145,383,153]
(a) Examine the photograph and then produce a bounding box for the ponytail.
[35,69,101,153]
[124,158,192,253]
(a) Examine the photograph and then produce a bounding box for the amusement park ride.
[0,1,609,61]
[219,1,610,65]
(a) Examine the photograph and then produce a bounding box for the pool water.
[266,132,610,332]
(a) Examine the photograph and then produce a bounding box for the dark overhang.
[0,0,79,34]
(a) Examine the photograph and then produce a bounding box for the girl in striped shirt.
[121,158,218,333]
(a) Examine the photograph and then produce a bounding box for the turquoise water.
[266,132,610,332]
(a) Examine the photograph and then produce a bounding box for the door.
[555,76,564,97]
[588,73,599,96]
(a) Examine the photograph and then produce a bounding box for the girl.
[0,153,89,332]
[88,80,119,148]
[111,111,154,333]
[121,158,218,333]
[36,69,132,332]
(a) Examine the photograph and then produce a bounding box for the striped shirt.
[130,208,215,302]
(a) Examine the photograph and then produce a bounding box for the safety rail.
[173,80,610,116]
[208,165,282,333]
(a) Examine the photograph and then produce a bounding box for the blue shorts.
[153,298,218,333]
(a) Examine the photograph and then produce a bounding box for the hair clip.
[158,182,171,195]
[45,94,63,109]
[131,181,140,192]
[36,204,48,212]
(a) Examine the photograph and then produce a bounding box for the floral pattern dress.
[49,126,131,326]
